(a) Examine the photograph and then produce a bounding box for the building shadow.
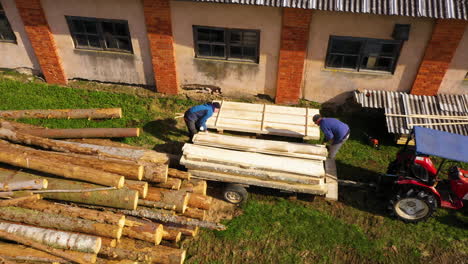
[143,118,187,154]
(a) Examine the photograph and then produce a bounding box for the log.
[0,168,139,210]
[187,193,212,210]
[182,157,323,185]
[96,258,138,264]
[152,177,182,190]
[106,237,186,264]
[189,169,327,195]
[0,108,122,119]
[167,169,191,180]
[0,221,101,253]
[140,162,168,183]
[0,179,47,191]
[0,242,68,263]
[19,128,140,138]
[0,194,41,207]
[137,200,177,211]
[164,224,199,237]
[182,207,206,221]
[101,237,118,248]
[0,191,34,199]
[0,207,123,239]
[144,187,190,213]
[17,199,126,227]
[179,179,207,195]
[0,230,97,264]
[124,180,148,198]
[124,217,163,245]
[2,142,143,180]
[0,119,42,130]
[162,229,182,242]
[0,141,125,188]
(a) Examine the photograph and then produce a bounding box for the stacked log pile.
[181,133,329,195]
[0,113,223,264]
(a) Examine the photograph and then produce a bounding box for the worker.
[184,102,221,142]
[313,114,350,159]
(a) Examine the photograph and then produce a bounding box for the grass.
[0,72,467,264]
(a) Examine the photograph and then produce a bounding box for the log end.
[41,179,48,189]
[93,237,102,254]
[155,224,164,245]
[137,166,144,181]
[141,182,148,199]
[135,128,140,137]
[131,192,139,210]
[117,177,125,189]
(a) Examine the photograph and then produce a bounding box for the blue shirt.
[184,103,215,130]
[319,118,350,144]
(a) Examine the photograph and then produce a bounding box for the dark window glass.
[325,36,402,73]
[66,16,133,53]
[0,4,17,43]
[193,25,259,63]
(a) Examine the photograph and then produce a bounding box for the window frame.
[325,35,403,74]
[0,3,17,43]
[193,25,260,63]
[65,16,133,54]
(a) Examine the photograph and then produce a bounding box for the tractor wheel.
[389,188,437,223]
[223,184,248,204]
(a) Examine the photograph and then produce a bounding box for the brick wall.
[15,0,67,85]
[275,8,312,105]
[410,19,467,96]
[143,0,179,94]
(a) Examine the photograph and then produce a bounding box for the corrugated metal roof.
[354,90,468,136]
[186,0,468,20]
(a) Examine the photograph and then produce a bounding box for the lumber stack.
[0,117,222,264]
[182,133,331,195]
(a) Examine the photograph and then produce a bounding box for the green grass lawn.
[1,72,466,264]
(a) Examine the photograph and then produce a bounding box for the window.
[66,16,133,53]
[325,36,402,73]
[0,3,16,43]
[193,26,259,63]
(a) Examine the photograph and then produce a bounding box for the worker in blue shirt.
[313,114,350,159]
[184,102,221,142]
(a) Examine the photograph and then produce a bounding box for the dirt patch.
[204,182,241,223]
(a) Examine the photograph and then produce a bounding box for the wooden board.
[182,144,325,177]
[324,159,338,201]
[189,169,327,195]
[192,133,327,160]
[206,101,320,139]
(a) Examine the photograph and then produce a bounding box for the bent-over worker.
[313,114,350,159]
[184,102,221,142]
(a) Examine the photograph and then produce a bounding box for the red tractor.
[382,126,468,222]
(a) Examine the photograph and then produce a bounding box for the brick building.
[0,0,467,104]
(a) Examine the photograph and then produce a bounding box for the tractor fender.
[396,180,442,203]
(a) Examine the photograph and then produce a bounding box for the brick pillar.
[410,19,467,96]
[15,0,67,85]
[275,8,312,105]
[143,0,178,94]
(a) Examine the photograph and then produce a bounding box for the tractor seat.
[410,163,435,185]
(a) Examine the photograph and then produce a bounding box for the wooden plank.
[182,144,325,176]
[189,169,327,195]
[264,105,307,116]
[192,133,327,160]
[324,159,338,201]
[219,101,264,112]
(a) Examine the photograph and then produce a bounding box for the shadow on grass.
[143,118,187,154]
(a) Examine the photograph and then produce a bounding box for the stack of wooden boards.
[0,109,224,264]
[181,133,335,196]
[205,101,321,140]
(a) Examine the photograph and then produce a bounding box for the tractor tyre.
[389,188,437,223]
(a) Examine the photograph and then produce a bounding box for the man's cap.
[212,102,221,109]
[312,114,321,123]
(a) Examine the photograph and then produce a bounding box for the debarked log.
[0,194,41,207]
[167,169,191,180]
[0,179,48,191]
[152,177,182,190]
[124,180,148,198]
[19,128,139,139]
[0,108,122,119]
[143,187,190,213]
[124,217,163,245]
[187,193,212,210]
[0,241,68,263]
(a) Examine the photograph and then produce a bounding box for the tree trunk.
[0,168,139,210]
[101,237,118,248]
[0,207,123,239]
[124,180,148,198]
[96,258,138,264]
[102,237,186,264]
[164,224,199,237]
[0,221,101,253]
[3,142,143,180]
[179,179,207,195]
[0,179,47,191]
[140,162,168,183]
[0,194,41,207]
[123,217,163,245]
[19,128,139,138]
[0,108,122,119]
[162,229,182,242]
[137,200,177,211]
[187,193,212,210]
[144,187,190,213]
[0,241,68,263]
[152,177,182,190]
[182,207,205,221]
[0,230,97,264]
[167,169,191,180]
[0,141,125,188]
[18,199,125,227]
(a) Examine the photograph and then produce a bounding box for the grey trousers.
[328,133,350,159]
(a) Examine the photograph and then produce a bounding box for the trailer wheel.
[223,184,248,204]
